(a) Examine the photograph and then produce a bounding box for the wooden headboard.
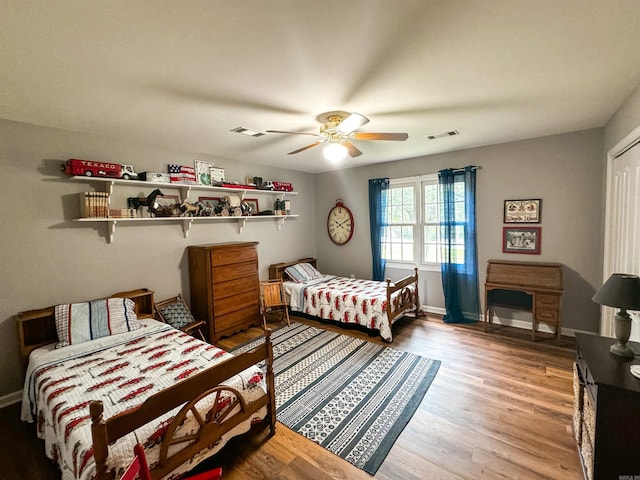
[268,257,317,281]
[15,288,155,367]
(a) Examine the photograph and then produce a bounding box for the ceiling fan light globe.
[323,143,348,162]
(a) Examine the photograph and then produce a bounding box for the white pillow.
[284,262,322,283]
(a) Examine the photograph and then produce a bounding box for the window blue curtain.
[438,166,480,323]
[369,178,390,281]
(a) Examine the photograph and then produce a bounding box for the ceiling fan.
[266,111,408,160]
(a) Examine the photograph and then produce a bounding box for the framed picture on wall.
[503,226,542,254]
[503,199,541,223]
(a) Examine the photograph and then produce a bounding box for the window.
[381,174,466,267]
[381,183,415,262]
[423,179,466,265]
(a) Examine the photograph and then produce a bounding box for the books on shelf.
[79,192,141,218]
[108,209,139,218]
[78,192,109,218]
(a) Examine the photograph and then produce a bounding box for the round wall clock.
[327,199,354,245]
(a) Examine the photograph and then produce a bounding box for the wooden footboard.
[90,330,276,480]
[386,267,421,323]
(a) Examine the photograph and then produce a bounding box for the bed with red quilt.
[17,289,275,480]
[268,258,421,342]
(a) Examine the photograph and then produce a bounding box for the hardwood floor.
[2,315,583,480]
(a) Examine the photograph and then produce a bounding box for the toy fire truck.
[61,158,138,180]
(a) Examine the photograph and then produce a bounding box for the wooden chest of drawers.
[187,242,260,341]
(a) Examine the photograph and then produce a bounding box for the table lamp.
[592,273,640,357]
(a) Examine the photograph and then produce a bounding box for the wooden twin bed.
[16,288,276,480]
[268,258,422,342]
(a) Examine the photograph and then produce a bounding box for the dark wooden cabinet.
[573,333,640,479]
[187,242,260,342]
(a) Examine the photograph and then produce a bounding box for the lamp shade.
[592,273,640,310]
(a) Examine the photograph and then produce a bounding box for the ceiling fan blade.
[336,112,370,135]
[266,130,321,137]
[288,141,324,154]
[342,140,363,157]
[352,132,409,141]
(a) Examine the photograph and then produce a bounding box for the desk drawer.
[536,293,560,309]
[535,308,558,324]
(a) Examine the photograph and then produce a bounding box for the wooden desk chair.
[260,280,290,328]
[120,444,222,480]
[154,294,207,341]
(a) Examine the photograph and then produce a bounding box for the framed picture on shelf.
[502,226,542,254]
[503,199,541,223]
[154,194,180,217]
[197,196,221,217]
[198,196,221,208]
[156,194,180,207]
[194,160,215,186]
[244,198,259,215]
[210,166,225,185]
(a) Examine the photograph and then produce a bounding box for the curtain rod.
[447,165,481,173]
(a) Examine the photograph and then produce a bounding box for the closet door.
[602,132,640,340]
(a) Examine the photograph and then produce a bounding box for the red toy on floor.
[119,444,222,480]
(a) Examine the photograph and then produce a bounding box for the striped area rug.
[233,322,441,474]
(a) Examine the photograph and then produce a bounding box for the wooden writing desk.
[484,259,563,340]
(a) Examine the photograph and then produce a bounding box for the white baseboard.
[423,305,446,316]
[0,390,22,409]
[423,305,587,338]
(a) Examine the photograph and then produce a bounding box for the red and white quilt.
[21,319,266,480]
[284,275,418,342]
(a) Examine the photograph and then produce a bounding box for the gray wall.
[0,119,317,397]
[315,129,605,334]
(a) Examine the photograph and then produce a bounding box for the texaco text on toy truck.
[61,158,138,180]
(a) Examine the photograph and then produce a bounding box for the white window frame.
[384,174,442,272]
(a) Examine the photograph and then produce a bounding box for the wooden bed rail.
[91,330,276,480]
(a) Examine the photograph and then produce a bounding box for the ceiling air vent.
[427,130,459,140]
[231,127,265,137]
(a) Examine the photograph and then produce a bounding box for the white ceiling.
[1,1,639,173]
